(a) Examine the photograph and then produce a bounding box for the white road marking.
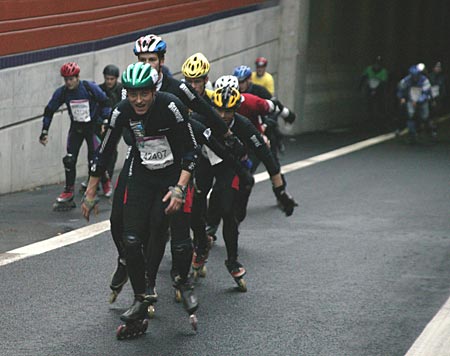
[0,131,396,267]
[405,295,450,356]
[0,220,110,267]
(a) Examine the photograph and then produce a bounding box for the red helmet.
[255,57,268,67]
[60,62,80,77]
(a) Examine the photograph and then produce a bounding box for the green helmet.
[122,62,158,89]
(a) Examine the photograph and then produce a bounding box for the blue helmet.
[233,65,252,81]
[409,65,421,76]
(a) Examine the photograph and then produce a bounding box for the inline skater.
[429,61,447,125]
[82,62,199,337]
[359,56,389,129]
[39,62,111,211]
[234,65,295,157]
[397,64,433,143]
[251,56,275,96]
[81,64,124,196]
[181,53,253,279]
[107,36,243,304]
[198,85,297,291]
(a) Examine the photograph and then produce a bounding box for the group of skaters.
[40,33,297,338]
[360,56,448,143]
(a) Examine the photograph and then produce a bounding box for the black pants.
[191,156,215,253]
[112,156,193,295]
[206,162,243,262]
[65,123,101,187]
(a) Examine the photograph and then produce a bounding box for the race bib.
[431,85,440,98]
[137,136,174,170]
[409,87,422,102]
[368,78,380,89]
[202,145,223,166]
[70,99,91,122]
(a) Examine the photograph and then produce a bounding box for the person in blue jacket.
[397,64,434,141]
[39,62,111,210]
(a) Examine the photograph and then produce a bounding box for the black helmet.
[103,64,120,77]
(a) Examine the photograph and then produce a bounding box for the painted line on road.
[254,131,396,183]
[0,220,110,267]
[405,294,450,356]
[0,131,397,268]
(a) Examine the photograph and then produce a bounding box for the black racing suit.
[108,75,229,286]
[91,92,197,295]
[189,115,254,256]
[199,112,280,262]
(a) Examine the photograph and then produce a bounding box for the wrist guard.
[273,184,297,217]
[170,184,187,202]
[39,130,48,141]
[82,195,99,212]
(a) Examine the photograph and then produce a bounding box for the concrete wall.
[0,6,282,195]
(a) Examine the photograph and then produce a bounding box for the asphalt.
[0,120,449,356]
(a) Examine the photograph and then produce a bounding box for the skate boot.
[53,186,76,212]
[102,178,113,198]
[144,286,158,319]
[109,258,128,303]
[192,247,209,281]
[205,224,218,247]
[225,259,247,292]
[116,296,149,340]
[174,279,199,332]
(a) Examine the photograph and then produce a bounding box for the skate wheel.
[116,324,126,340]
[175,289,182,303]
[147,305,155,318]
[189,314,198,332]
[236,278,247,292]
[142,319,149,333]
[109,291,119,304]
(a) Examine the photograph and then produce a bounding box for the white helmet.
[214,75,239,90]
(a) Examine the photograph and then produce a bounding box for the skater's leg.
[144,209,169,291]
[64,127,84,189]
[122,171,155,296]
[170,186,194,282]
[191,158,214,252]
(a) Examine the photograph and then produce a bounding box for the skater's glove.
[224,134,246,161]
[238,168,255,192]
[81,195,99,221]
[273,184,298,217]
[39,130,48,146]
[283,111,296,124]
[164,184,186,215]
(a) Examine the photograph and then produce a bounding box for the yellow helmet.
[181,52,210,78]
[212,86,241,110]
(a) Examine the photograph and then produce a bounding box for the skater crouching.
[81,62,199,337]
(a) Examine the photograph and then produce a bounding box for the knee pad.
[62,154,76,170]
[123,234,141,249]
[171,238,193,256]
